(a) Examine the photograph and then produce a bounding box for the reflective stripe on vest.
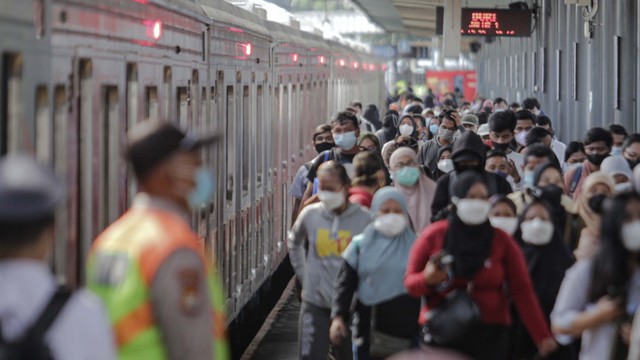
[87,208,229,360]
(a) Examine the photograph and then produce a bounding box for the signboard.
[460,8,532,37]
[426,70,477,102]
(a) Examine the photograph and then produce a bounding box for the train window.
[78,59,93,282]
[126,64,138,129]
[177,87,188,129]
[256,85,263,184]
[35,86,51,163]
[226,86,235,203]
[52,85,68,281]
[101,86,120,229]
[2,53,25,154]
[144,87,158,121]
[163,67,171,120]
[242,86,250,192]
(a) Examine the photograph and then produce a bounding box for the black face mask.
[315,142,335,154]
[531,184,563,206]
[587,153,608,166]
[454,163,482,174]
[628,158,640,169]
[492,142,511,152]
[588,194,607,214]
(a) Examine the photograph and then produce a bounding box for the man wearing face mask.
[430,131,512,222]
[87,122,229,360]
[522,97,544,116]
[417,110,458,175]
[514,110,536,149]
[301,112,361,209]
[291,124,334,223]
[563,127,613,202]
[488,111,524,190]
[493,97,508,112]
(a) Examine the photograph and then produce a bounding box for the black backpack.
[0,286,72,360]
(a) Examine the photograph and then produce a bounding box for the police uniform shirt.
[0,260,116,360]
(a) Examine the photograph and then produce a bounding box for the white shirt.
[552,138,567,171]
[0,260,116,360]
[506,151,524,191]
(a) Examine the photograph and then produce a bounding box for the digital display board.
[460,8,532,37]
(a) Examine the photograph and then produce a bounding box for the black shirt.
[306,148,357,183]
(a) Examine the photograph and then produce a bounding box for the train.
[0,0,386,322]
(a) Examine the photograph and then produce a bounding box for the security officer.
[87,122,229,360]
[0,154,116,359]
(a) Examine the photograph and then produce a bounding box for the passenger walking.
[87,122,229,360]
[574,172,615,260]
[389,147,436,233]
[348,151,386,209]
[488,195,518,236]
[363,104,382,131]
[565,141,587,170]
[564,128,613,201]
[375,110,399,146]
[432,145,454,181]
[330,187,420,359]
[417,110,458,175]
[552,193,640,359]
[600,155,633,193]
[622,134,640,170]
[0,155,116,360]
[405,172,557,360]
[288,161,371,360]
[509,200,575,360]
[536,115,567,170]
[488,111,524,190]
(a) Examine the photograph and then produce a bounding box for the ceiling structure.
[351,0,518,37]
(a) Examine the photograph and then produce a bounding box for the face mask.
[533,109,541,115]
[521,218,554,245]
[494,108,505,113]
[429,124,439,135]
[490,216,518,236]
[628,159,640,169]
[611,147,622,156]
[622,221,640,252]
[462,109,470,115]
[515,131,528,146]
[533,184,563,205]
[588,193,607,213]
[317,190,345,210]
[437,159,454,173]
[492,141,510,152]
[615,182,633,193]
[495,170,508,179]
[188,168,215,207]
[374,213,407,237]
[315,142,334,154]
[438,128,454,142]
[587,153,608,166]
[455,199,491,225]
[334,131,357,150]
[399,124,414,136]
[394,167,421,187]
[523,170,535,188]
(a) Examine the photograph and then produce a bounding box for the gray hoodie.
[288,202,371,309]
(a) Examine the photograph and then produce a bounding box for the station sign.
[460,8,532,37]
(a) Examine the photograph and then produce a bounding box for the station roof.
[351,0,514,37]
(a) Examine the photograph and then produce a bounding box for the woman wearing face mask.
[552,193,640,359]
[600,155,633,193]
[488,195,518,236]
[381,115,419,163]
[509,200,575,360]
[432,145,454,181]
[574,172,615,260]
[349,152,387,209]
[389,147,436,233]
[330,187,421,359]
[288,161,372,360]
[508,162,575,214]
[404,172,557,360]
[375,110,399,147]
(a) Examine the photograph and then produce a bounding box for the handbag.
[421,282,481,347]
[369,305,412,358]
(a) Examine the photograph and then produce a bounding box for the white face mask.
[615,182,633,193]
[622,221,640,252]
[399,124,414,136]
[489,216,518,236]
[437,159,454,173]
[455,199,491,225]
[521,218,554,245]
[317,190,345,211]
[374,213,407,238]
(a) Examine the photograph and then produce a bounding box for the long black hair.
[588,192,640,302]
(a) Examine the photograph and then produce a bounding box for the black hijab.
[381,110,399,141]
[529,163,567,234]
[432,145,453,180]
[445,172,494,279]
[514,200,574,315]
[397,114,419,140]
[364,104,381,130]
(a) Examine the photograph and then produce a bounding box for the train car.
[0,0,386,322]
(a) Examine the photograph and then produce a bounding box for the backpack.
[568,165,583,196]
[0,286,72,360]
[312,150,332,195]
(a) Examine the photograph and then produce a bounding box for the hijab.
[514,200,574,314]
[342,187,416,306]
[432,145,453,180]
[380,110,399,144]
[389,147,436,233]
[446,172,494,279]
[363,104,381,130]
[397,114,419,140]
[530,163,567,232]
[577,172,615,236]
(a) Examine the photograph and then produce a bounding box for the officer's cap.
[125,121,218,180]
[0,154,63,222]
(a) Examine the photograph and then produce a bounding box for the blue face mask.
[429,124,439,135]
[188,168,215,207]
[394,167,421,187]
[611,147,622,156]
[334,131,357,150]
[523,170,535,188]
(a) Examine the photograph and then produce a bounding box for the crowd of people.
[289,95,640,360]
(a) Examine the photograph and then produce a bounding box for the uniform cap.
[126,121,218,179]
[461,114,479,126]
[478,123,490,136]
[0,154,63,222]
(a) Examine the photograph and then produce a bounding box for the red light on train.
[382,64,388,71]
[244,43,252,56]
[338,59,346,67]
[319,55,325,64]
[352,62,359,69]
[370,64,377,71]
[292,53,299,62]
[144,20,162,40]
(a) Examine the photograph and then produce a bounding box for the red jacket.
[404,220,552,345]
[348,187,373,209]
